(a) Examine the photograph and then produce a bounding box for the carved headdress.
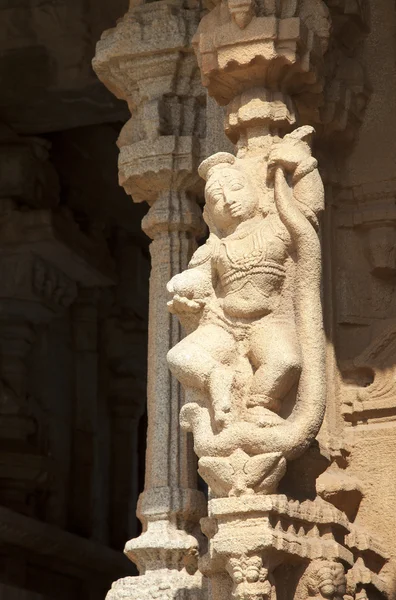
[198,152,236,181]
[199,152,269,234]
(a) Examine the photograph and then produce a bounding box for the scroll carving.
[167,125,325,498]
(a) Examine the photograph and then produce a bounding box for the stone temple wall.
[0,2,151,598]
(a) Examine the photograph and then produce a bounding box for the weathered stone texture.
[1,0,396,599]
[0,0,129,134]
[93,0,396,599]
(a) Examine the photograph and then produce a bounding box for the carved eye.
[210,192,224,204]
[231,183,243,191]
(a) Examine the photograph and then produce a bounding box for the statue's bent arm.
[167,234,218,312]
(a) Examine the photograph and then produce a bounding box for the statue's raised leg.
[167,323,237,426]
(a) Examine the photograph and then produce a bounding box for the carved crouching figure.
[167,126,325,494]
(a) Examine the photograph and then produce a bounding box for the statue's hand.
[267,140,310,180]
[167,272,192,297]
[167,294,206,315]
[167,269,213,299]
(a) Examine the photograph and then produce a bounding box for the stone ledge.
[0,506,131,578]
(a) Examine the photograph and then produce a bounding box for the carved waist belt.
[221,260,286,289]
[202,302,290,342]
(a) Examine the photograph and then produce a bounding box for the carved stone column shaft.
[143,194,200,493]
[94,4,207,598]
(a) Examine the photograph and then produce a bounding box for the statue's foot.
[245,406,284,428]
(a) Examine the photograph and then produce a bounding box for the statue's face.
[204,167,258,232]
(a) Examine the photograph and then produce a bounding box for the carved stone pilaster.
[115,193,206,600]
[94,4,207,599]
[0,224,78,516]
[105,231,149,548]
[0,133,116,517]
[165,2,389,600]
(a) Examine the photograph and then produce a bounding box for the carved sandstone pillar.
[166,2,389,600]
[93,4,207,599]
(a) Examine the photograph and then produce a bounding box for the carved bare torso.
[216,218,289,319]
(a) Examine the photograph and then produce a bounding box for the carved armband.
[188,234,220,269]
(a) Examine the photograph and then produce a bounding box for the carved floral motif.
[297,560,347,600]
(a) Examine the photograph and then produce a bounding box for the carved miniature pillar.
[93,3,207,598]
[109,377,143,547]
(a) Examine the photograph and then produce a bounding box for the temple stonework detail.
[93,0,396,600]
[1,0,396,599]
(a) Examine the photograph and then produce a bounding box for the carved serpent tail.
[274,166,325,459]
